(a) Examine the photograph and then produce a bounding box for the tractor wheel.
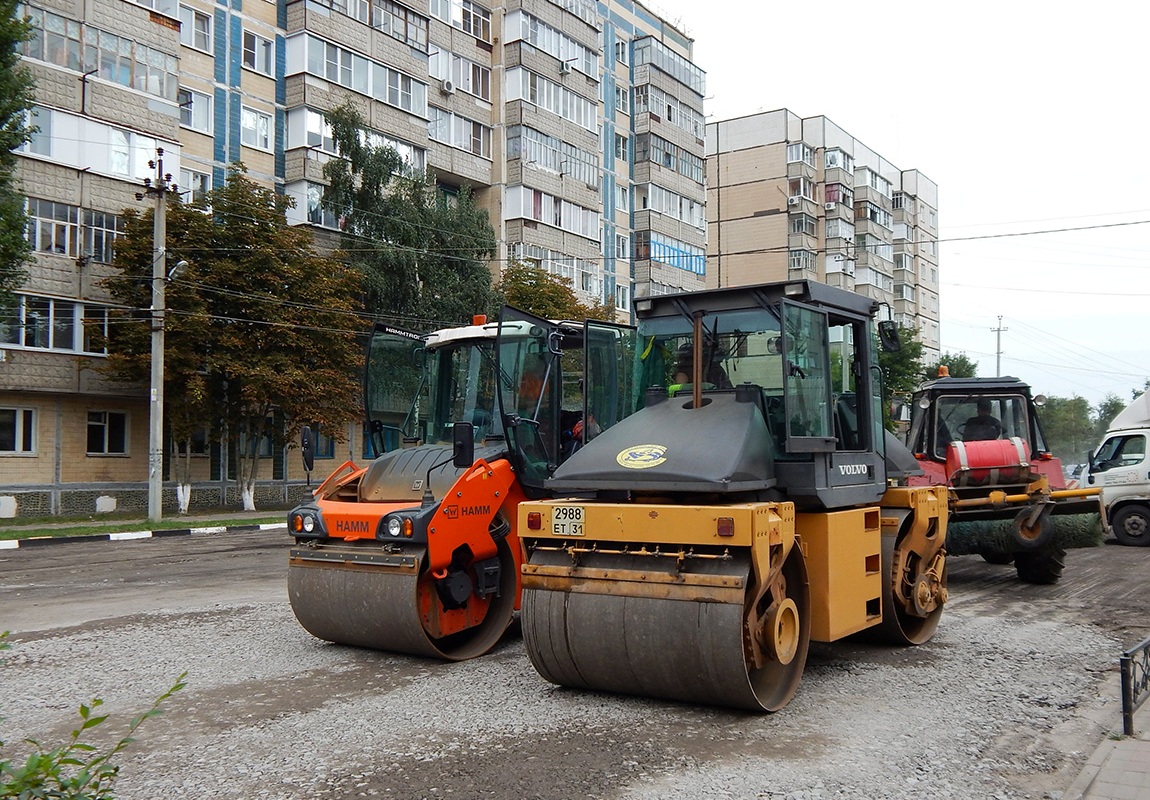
[980,552,1014,565]
[1012,509,1054,550]
[1111,506,1150,547]
[1014,547,1065,585]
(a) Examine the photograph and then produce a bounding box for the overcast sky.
[646,0,1149,409]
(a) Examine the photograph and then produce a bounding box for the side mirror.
[300,425,314,473]
[452,421,475,468]
[877,320,901,352]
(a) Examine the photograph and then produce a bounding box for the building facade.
[705,110,940,359]
[1,0,706,516]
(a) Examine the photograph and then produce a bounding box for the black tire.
[1014,547,1065,585]
[980,552,1014,565]
[1111,505,1150,547]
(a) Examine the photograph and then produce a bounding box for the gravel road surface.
[1,532,1146,799]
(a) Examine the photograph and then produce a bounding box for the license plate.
[551,505,585,536]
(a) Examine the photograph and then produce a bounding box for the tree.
[923,351,978,380]
[323,103,498,327]
[1093,393,1127,439]
[1036,395,1095,463]
[496,260,615,321]
[0,0,36,306]
[102,164,364,511]
[878,325,925,429]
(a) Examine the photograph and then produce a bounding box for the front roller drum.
[521,547,810,712]
[288,539,517,661]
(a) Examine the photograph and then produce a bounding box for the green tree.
[323,103,497,327]
[1036,395,1095,463]
[1093,393,1127,438]
[496,260,615,321]
[878,325,925,430]
[923,351,978,380]
[0,0,36,306]
[102,164,364,511]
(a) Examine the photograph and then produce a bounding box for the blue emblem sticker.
[616,444,668,469]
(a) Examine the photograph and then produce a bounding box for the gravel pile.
[0,595,1119,800]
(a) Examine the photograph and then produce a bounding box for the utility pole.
[991,315,1008,377]
[141,149,173,523]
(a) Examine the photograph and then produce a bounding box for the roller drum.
[521,549,810,712]
[289,539,517,661]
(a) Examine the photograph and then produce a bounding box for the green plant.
[1,631,187,799]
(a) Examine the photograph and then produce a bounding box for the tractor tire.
[980,552,1014,565]
[1111,505,1150,547]
[1014,547,1065,585]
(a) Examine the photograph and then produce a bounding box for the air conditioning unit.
[787,197,800,207]
[439,78,455,95]
[824,202,836,211]
[559,61,572,75]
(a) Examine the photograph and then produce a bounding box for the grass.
[1,512,287,541]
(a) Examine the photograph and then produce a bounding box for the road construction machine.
[513,280,950,712]
[287,311,635,660]
[902,373,1104,584]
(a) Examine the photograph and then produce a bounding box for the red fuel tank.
[946,437,1031,486]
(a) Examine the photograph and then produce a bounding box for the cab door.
[364,324,424,456]
[1089,433,1149,500]
[582,320,638,442]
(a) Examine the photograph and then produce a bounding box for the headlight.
[302,514,316,533]
[386,517,403,537]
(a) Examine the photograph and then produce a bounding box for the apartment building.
[705,110,940,361]
[1,0,706,516]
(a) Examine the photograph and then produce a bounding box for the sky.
[644,0,1149,409]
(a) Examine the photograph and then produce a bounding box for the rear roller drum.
[289,537,518,661]
[871,524,946,646]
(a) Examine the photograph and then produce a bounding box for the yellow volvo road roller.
[514,280,949,711]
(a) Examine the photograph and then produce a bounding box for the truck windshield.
[929,394,1029,457]
[421,339,504,445]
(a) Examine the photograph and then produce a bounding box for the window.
[632,85,705,137]
[429,0,491,42]
[614,40,629,65]
[505,67,596,132]
[428,46,490,100]
[788,176,814,200]
[306,183,338,228]
[614,133,627,161]
[506,10,597,76]
[294,34,428,115]
[178,88,211,132]
[179,168,211,203]
[87,411,127,455]
[25,106,51,156]
[632,230,705,274]
[632,37,705,95]
[243,31,273,75]
[615,86,629,115]
[855,201,892,229]
[615,233,629,260]
[786,143,814,167]
[178,5,211,51]
[332,0,370,24]
[241,106,272,150]
[824,148,854,174]
[504,186,599,239]
[312,427,336,459]
[0,408,35,454]
[788,249,816,273]
[427,107,491,158]
[372,0,429,51]
[825,218,854,240]
[506,125,598,185]
[790,214,816,236]
[615,184,628,213]
[633,133,703,182]
[26,198,79,256]
[825,183,854,207]
[82,305,108,354]
[84,210,125,263]
[108,128,130,175]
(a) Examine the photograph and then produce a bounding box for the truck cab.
[1085,393,1150,546]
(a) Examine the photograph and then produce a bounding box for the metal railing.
[1121,634,1150,736]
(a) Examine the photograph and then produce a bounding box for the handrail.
[1120,633,1150,736]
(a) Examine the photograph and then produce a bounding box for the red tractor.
[902,372,1103,584]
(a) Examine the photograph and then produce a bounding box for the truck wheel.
[1111,506,1150,547]
[1014,548,1065,585]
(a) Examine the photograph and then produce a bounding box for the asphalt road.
[1,532,1147,799]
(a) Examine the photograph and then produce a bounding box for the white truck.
[1084,393,1150,546]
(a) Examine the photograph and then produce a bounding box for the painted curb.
[2,522,287,550]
